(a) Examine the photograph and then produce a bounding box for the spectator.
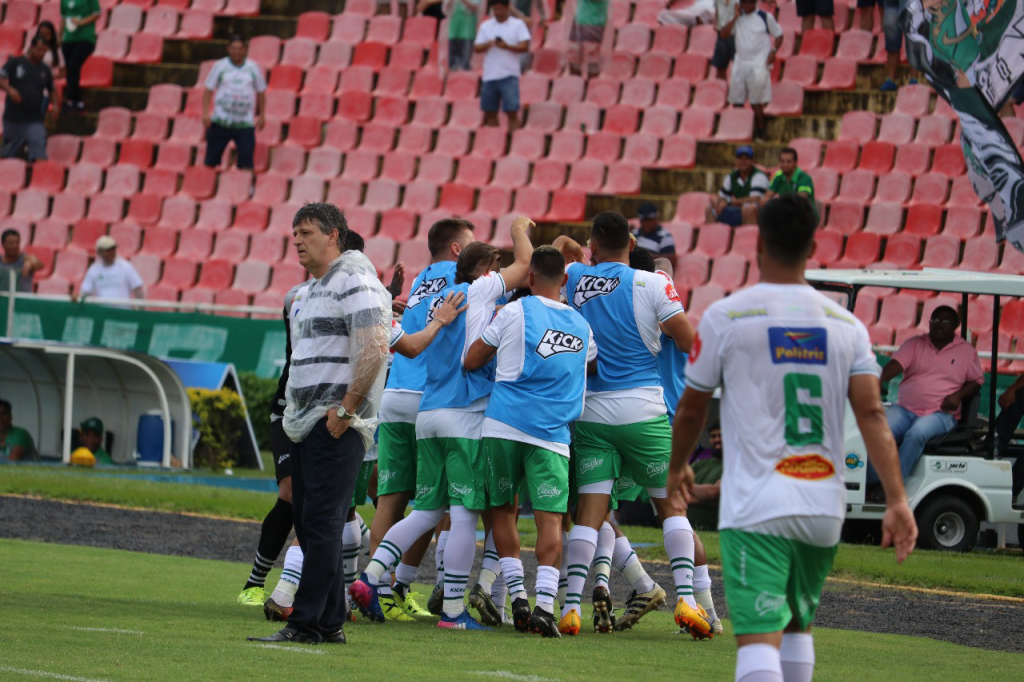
[723,0,782,142]
[511,0,548,71]
[688,420,721,465]
[568,0,608,77]
[867,306,984,498]
[60,0,100,114]
[711,0,738,80]
[448,0,480,71]
[79,236,144,304]
[202,35,266,171]
[685,422,723,532]
[658,0,716,27]
[1,36,58,162]
[993,373,1024,504]
[416,0,448,22]
[631,202,677,270]
[35,21,64,78]
[707,145,769,227]
[763,146,818,225]
[78,417,112,465]
[0,229,43,292]
[0,399,37,461]
[878,0,908,91]
[797,0,834,30]
[474,0,531,132]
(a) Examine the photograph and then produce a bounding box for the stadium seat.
[810,167,839,201]
[620,78,657,109]
[836,29,873,61]
[874,171,912,204]
[864,202,904,235]
[295,10,331,41]
[892,143,931,176]
[652,24,688,55]
[816,58,857,90]
[877,293,919,329]
[336,91,373,123]
[838,111,877,144]
[104,165,141,198]
[532,159,568,190]
[120,139,155,168]
[80,56,114,88]
[709,252,748,291]
[844,232,882,267]
[177,228,215,261]
[584,77,619,109]
[822,140,858,172]
[695,222,731,257]
[655,78,693,110]
[941,206,981,239]
[66,164,104,196]
[714,108,754,141]
[512,186,550,218]
[125,33,163,64]
[290,176,326,204]
[546,131,582,164]
[546,190,586,222]
[908,173,949,206]
[196,200,232,231]
[786,138,821,170]
[491,157,530,189]
[376,209,416,241]
[783,55,818,87]
[564,102,600,133]
[914,115,952,146]
[877,113,916,145]
[454,157,494,189]
[920,234,961,268]
[359,123,397,155]
[132,112,170,143]
[477,186,513,217]
[509,129,546,162]
[603,105,640,135]
[169,116,205,145]
[232,261,271,294]
[622,134,660,167]
[471,127,508,160]
[962,236,997,271]
[584,133,622,164]
[380,152,415,183]
[178,10,214,40]
[932,144,966,176]
[551,75,586,106]
[402,181,439,213]
[437,184,474,214]
[824,201,864,234]
[947,176,981,207]
[884,233,923,268]
[269,65,303,92]
[447,99,483,129]
[78,138,116,168]
[687,24,718,58]
[321,120,358,153]
[837,169,875,204]
[531,47,563,76]
[764,82,804,116]
[156,196,196,230]
[85,194,124,223]
[0,159,27,194]
[526,101,564,134]
[858,141,895,174]
[637,53,672,82]
[688,284,726,320]
[126,194,162,226]
[362,179,400,212]
[637,106,677,138]
[813,229,844,265]
[680,108,716,139]
[94,31,130,61]
[46,136,82,166]
[604,52,638,81]
[566,160,605,193]
[691,80,727,111]
[233,202,270,232]
[302,65,339,94]
[678,252,710,289]
[249,231,286,264]
[285,117,323,148]
[28,161,66,194]
[435,127,471,157]
[893,84,932,117]
[13,190,50,222]
[95,107,134,141]
[139,225,178,259]
[194,259,234,291]
[417,154,454,183]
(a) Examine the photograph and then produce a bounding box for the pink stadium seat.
[375,67,412,97]
[858,141,895,174]
[322,120,358,152]
[621,77,657,108]
[874,171,912,204]
[932,144,966,176]
[864,202,904,235]
[877,293,918,329]
[180,166,217,200]
[652,24,688,56]
[378,209,417,241]
[145,84,183,117]
[680,108,716,139]
[95,107,133,141]
[66,164,104,196]
[435,128,471,157]
[714,108,754,141]
[290,176,325,204]
[526,101,564,133]
[79,138,117,167]
[380,152,415,183]
[147,165,186,197]
[477,186,513,216]
[623,134,660,167]
[637,54,672,82]
[13,190,50,222]
[915,115,952,146]
[816,58,856,90]
[519,73,551,106]
[86,195,124,224]
[178,10,214,40]
[126,194,162,226]
[295,11,331,41]
[512,186,550,217]
[893,84,932,117]
[547,131,584,163]
[566,160,605,193]
[564,102,600,133]
[302,65,339,94]
[675,192,709,225]
[304,148,342,179]
[250,231,286,263]
[640,106,679,138]
[656,79,693,110]
[179,228,215,261]
[472,127,508,160]
[234,203,270,232]
[125,33,163,64]
[838,111,877,144]
[691,80,727,110]
[445,71,480,101]
[403,15,438,46]
[364,236,396,270]
[447,99,484,129]
[157,196,196,229]
[962,236,997,271]
[884,233,922,268]
[710,253,748,291]
[31,219,69,248]
[551,75,586,105]
[948,176,981,207]
[604,52,638,81]
[688,284,726,320]
[814,229,844,265]
[223,0,260,16]
[822,140,858,172]
[920,234,960,268]
[363,179,401,212]
[454,157,493,189]
[132,112,170,143]
[533,159,568,190]
[47,136,82,165]
[213,169,252,204]
[417,154,454,183]
[908,173,949,206]
[0,159,27,193]
[695,222,731,257]
[332,14,366,43]
[824,201,863,234]
[248,36,282,70]
[410,97,448,128]
[810,167,839,201]
[837,169,876,204]
[943,206,981,239]
[877,113,916,145]
[687,25,718,58]
[604,105,640,135]
[764,82,805,116]
[233,261,270,293]
[836,29,873,61]
[783,55,818,87]
[402,181,439,213]
[140,226,178,258]
[29,161,66,194]
[360,123,397,154]
[94,31,130,61]
[532,48,563,76]
[367,15,402,44]
[392,125,430,157]
[508,129,546,162]
[678,252,710,289]
[104,165,141,197]
[584,132,622,164]
[892,143,931,176]
[196,200,232,231]
[787,138,821,170]
[169,116,205,145]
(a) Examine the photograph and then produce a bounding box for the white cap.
[95,236,117,251]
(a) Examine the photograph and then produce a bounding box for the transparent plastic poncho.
[282,249,392,452]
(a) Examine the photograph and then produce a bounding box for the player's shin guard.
[561,525,598,618]
[245,498,292,589]
[478,531,499,595]
[366,507,445,584]
[269,544,303,607]
[780,633,814,682]
[535,565,560,615]
[663,516,696,607]
[444,505,479,618]
[736,644,783,682]
[499,557,528,602]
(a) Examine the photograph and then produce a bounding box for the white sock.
[693,564,718,623]
[491,573,508,610]
[367,507,445,585]
[499,557,528,601]
[780,633,814,682]
[356,511,371,559]
[443,505,479,618]
[478,531,499,594]
[342,519,362,589]
[736,644,783,682]
[561,525,598,618]
[593,522,614,589]
[378,569,393,597]
[557,530,569,606]
[394,562,418,597]
[614,535,655,593]
[269,545,303,607]
[535,565,560,615]
[663,516,696,607]
[435,529,449,585]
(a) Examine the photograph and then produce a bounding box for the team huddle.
[244,197,918,681]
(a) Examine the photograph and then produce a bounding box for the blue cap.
[736,145,754,158]
[637,202,659,220]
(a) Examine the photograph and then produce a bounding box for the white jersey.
[685,283,880,530]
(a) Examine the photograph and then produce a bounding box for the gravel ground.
[3,495,1022,654]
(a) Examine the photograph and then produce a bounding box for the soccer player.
[552,211,703,637]
[670,195,917,681]
[354,217,534,631]
[463,246,596,638]
[371,218,476,620]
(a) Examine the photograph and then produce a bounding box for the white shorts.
[416,408,486,441]
[729,63,772,106]
[379,390,422,424]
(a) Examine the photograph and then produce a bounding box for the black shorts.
[711,35,735,70]
[270,417,293,483]
[796,0,834,17]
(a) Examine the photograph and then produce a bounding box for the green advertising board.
[1,298,286,378]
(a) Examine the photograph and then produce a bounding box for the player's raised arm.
[848,373,917,563]
[552,234,587,264]
[393,291,467,359]
[499,215,536,290]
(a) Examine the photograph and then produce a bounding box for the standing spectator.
[797,0,834,30]
[202,35,266,171]
[631,202,677,270]
[568,0,607,77]
[686,423,723,532]
[763,146,818,225]
[79,236,144,304]
[35,21,64,78]
[712,0,738,80]
[0,229,43,292]
[0,37,58,162]
[724,0,782,142]
[878,0,906,91]
[61,0,100,114]
[474,0,531,132]
[448,0,480,71]
[993,373,1024,504]
[707,145,769,227]
[0,399,37,461]
[511,0,547,71]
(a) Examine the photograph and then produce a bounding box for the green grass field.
[3,465,1023,598]
[2,539,1020,682]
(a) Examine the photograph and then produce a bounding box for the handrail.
[0,289,279,316]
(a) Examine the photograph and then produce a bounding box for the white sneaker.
[502,607,513,626]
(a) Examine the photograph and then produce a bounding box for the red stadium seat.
[837,169,875,204]
[813,229,844,265]
[269,65,303,92]
[196,259,234,290]
[566,160,605,193]
[546,190,586,222]
[824,201,863,235]
[285,117,323,148]
[838,111,877,144]
[858,141,895,174]
[234,202,270,232]
[29,161,66,193]
[377,209,416,241]
[157,196,196,229]
[799,29,834,60]
[637,53,672,82]
[962,236,998,271]
[844,232,882,267]
[438,184,474,214]
[250,231,286,263]
[247,36,282,70]
[904,204,943,237]
[532,48,563,76]
[678,252,710,290]
[80,56,114,88]
[323,120,358,152]
[822,140,858,172]
[120,139,155,168]
[884,233,922,268]
[140,226,178,258]
[584,133,622,164]
[604,105,640,135]
[688,284,726,320]
[454,157,493,189]
[893,84,932,117]
[125,33,163,64]
[892,143,931,176]
[548,131,584,163]
[695,222,731,257]
[533,159,568,190]
[180,166,217,200]
[874,171,912,204]
[126,194,162,226]
[877,113,916,145]
[948,176,981,207]
[472,127,508,160]
[296,11,331,41]
[445,72,480,101]
[932,144,966,176]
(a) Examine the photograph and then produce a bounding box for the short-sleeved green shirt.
[686,456,723,531]
[62,0,101,44]
[769,167,817,220]
[93,447,112,465]
[1,426,37,461]
[575,0,609,26]
[448,0,480,41]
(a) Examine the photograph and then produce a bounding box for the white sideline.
[253,644,325,655]
[470,672,559,682]
[0,667,111,682]
[67,627,143,635]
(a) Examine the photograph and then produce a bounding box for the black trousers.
[62,41,95,104]
[204,123,255,169]
[994,387,1024,499]
[288,418,364,639]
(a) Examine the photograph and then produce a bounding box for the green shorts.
[719,528,838,635]
[483,437,570,513]
[377,422,417,496]
[573,417,671,489]
[415,436,486,511]
[352,460,375,507]
[611,469,647,510]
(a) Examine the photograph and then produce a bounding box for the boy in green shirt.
[763,146,818,225]
[449,0,480,71]
[569,0,607,76]
[61,0,100,113]
[0,399,37,461]
[79,417,112,465]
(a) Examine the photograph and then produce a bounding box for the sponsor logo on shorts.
[579,457,605,474]
[450,483,474,497]
[410,276,448,306]
[769,327,828,365]
[415,484,434,498]
[573,275,620,308]
[616,477,637,491]
[755,591,787,617]
[775,454,835,480]
[646,461,668,476]
[535,329,585,359]
[536,484,562,499]
[498,477,513,492]
[379,469,396,485]
[277,453,290,465]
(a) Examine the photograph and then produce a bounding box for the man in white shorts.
[724,0,783,141]
[669,195,918,681]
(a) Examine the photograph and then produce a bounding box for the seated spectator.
[763,147,818,225]
[723,0,782,141]
[659,0,715,27]
[686,422,723,531]
[867,306,984,496]
[798,0,834,30]
[474,0,531,132]
[0,399,37,461]
[78,236,144,305]
[202,35,266,171]
[993,375,1024,504]
[631,202,677,270]
[447,0,480,71]
[1,229,43,292]
[707,145,769,227]
[568,0,607,77]
[78,417,112,465]
[1,36,58,162]
[711,0,739,80]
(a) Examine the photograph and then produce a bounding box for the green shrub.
[239,372,277,451]
[188,388,246,472]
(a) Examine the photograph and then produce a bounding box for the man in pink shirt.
[867,306,983,495]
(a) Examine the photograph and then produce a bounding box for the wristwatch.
[336,407,356,420]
